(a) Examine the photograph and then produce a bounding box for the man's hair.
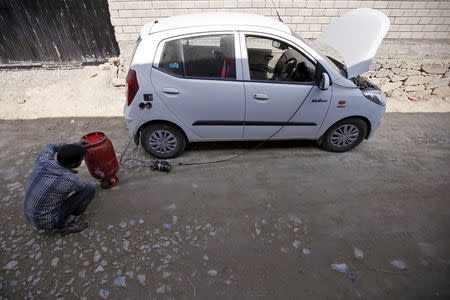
[57,145,86,166]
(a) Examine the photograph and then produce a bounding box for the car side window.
[159,39,184,77]
[159,34,236,80]
[246,36,315,83]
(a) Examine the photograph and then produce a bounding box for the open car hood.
[316,8,390,79]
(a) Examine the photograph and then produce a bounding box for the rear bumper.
[124,105,138,139]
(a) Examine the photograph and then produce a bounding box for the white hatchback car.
[124,8,390,158]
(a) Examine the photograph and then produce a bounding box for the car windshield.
[291,31,347,78]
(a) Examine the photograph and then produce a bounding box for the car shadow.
[184,139,318,152]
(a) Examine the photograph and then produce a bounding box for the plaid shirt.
[24,143,92,229]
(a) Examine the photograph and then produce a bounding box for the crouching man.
[24,141,107,235]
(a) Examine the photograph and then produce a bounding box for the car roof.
[140,12,292,36]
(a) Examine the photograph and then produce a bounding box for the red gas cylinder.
[82,132,119,188]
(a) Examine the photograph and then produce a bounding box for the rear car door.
[151,33,245,139]
[240,33,332,139]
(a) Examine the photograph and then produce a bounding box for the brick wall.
[107,0,450,53]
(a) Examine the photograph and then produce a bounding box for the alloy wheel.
[330,124,359,148]
[148,130,178,154]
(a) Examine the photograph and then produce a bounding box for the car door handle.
[253,94,269,100]
[162,88,180,95]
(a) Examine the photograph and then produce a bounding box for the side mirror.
[319,72,330,90]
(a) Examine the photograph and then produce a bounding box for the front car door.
[240,33,332,139]
[151,32,245,139]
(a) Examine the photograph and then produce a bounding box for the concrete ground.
[1,112,449,299]
[0,67,449,299]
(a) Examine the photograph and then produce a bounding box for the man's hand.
[74,139,89,147]
[100,179,110,189]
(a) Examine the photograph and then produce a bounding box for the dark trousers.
[55,184,96,228]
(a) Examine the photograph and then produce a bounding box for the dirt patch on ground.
[0,67,124,120]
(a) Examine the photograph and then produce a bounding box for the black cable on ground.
[119,109,147,165]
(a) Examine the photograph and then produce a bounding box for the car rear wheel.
[141,123,187,159]
[319,118,367,152]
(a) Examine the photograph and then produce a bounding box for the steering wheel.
[279,57,297,79]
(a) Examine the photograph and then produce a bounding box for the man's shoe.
[57,220,89,236]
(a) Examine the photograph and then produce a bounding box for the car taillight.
[126,69,139,106]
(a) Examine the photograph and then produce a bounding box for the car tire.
[319,118,367,152]
[141,123,187,159]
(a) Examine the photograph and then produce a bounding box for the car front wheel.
[319,118,368,152]
[141,123,186,159]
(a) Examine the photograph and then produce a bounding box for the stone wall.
[107,0,450,53]
[365,60,450,100]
